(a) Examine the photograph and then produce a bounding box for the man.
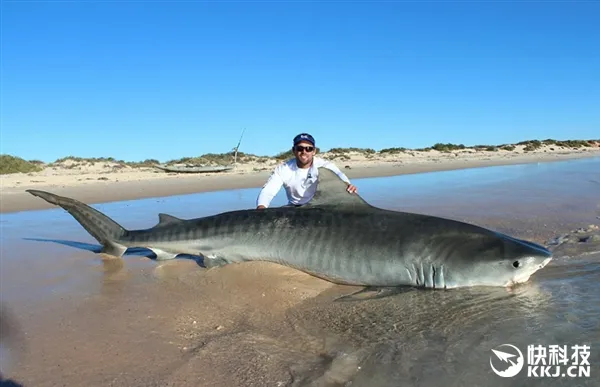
[256,133,358,209]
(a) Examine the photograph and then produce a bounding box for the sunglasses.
[294,145,315,153]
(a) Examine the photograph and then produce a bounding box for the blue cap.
[293,133,315,146]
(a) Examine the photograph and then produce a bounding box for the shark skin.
[26,167,552,290]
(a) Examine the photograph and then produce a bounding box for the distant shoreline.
[2,140,599,213]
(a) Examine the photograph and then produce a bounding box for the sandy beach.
[1,155,599,387]
[2,141,600,213]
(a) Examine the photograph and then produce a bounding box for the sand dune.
[2,141,599,213]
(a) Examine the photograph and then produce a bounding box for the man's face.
[293,141,315,165]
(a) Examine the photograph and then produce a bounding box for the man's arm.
[321,161,351,183]
[256,169,284,209]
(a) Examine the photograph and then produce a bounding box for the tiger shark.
[26,167,552,290]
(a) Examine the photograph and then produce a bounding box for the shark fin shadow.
[0,378,25,387]
[22,238,206,267]
[333,286,417,302]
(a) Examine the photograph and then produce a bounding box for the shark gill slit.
[411,263,419,286]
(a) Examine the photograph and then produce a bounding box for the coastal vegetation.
[0,139,598,175]
[0,155,44,175]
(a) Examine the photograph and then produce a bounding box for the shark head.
[496,254,553,287]
[496,234,553,287]
[443,232,553,288]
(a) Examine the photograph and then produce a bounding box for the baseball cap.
[293,133,315,146]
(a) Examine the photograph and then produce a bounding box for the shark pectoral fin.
[100,241,128,259]
[334,286,412,302]
[202,255,230,269]
[148,248,179,261]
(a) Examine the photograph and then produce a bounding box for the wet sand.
[1,157,599,386]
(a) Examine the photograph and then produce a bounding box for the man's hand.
[346,184,358,194]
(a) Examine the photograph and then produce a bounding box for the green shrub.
[0,155,44,174]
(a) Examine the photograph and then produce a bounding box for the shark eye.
[513,261,520,268]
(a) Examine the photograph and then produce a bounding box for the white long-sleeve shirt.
[256,156,352,208]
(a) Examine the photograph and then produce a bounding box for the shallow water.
[282,252,600,386]
[1,157,599,386]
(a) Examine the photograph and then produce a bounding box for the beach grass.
[1,138,598,175]
[0,155,45,175]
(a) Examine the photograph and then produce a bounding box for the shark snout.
[507,256,553,287]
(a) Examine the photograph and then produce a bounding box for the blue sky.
[1,1,598,163]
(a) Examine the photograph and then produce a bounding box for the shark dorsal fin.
[157,213,183,226]
[305,167,372,209]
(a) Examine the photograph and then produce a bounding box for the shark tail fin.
[26,189,129,258]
